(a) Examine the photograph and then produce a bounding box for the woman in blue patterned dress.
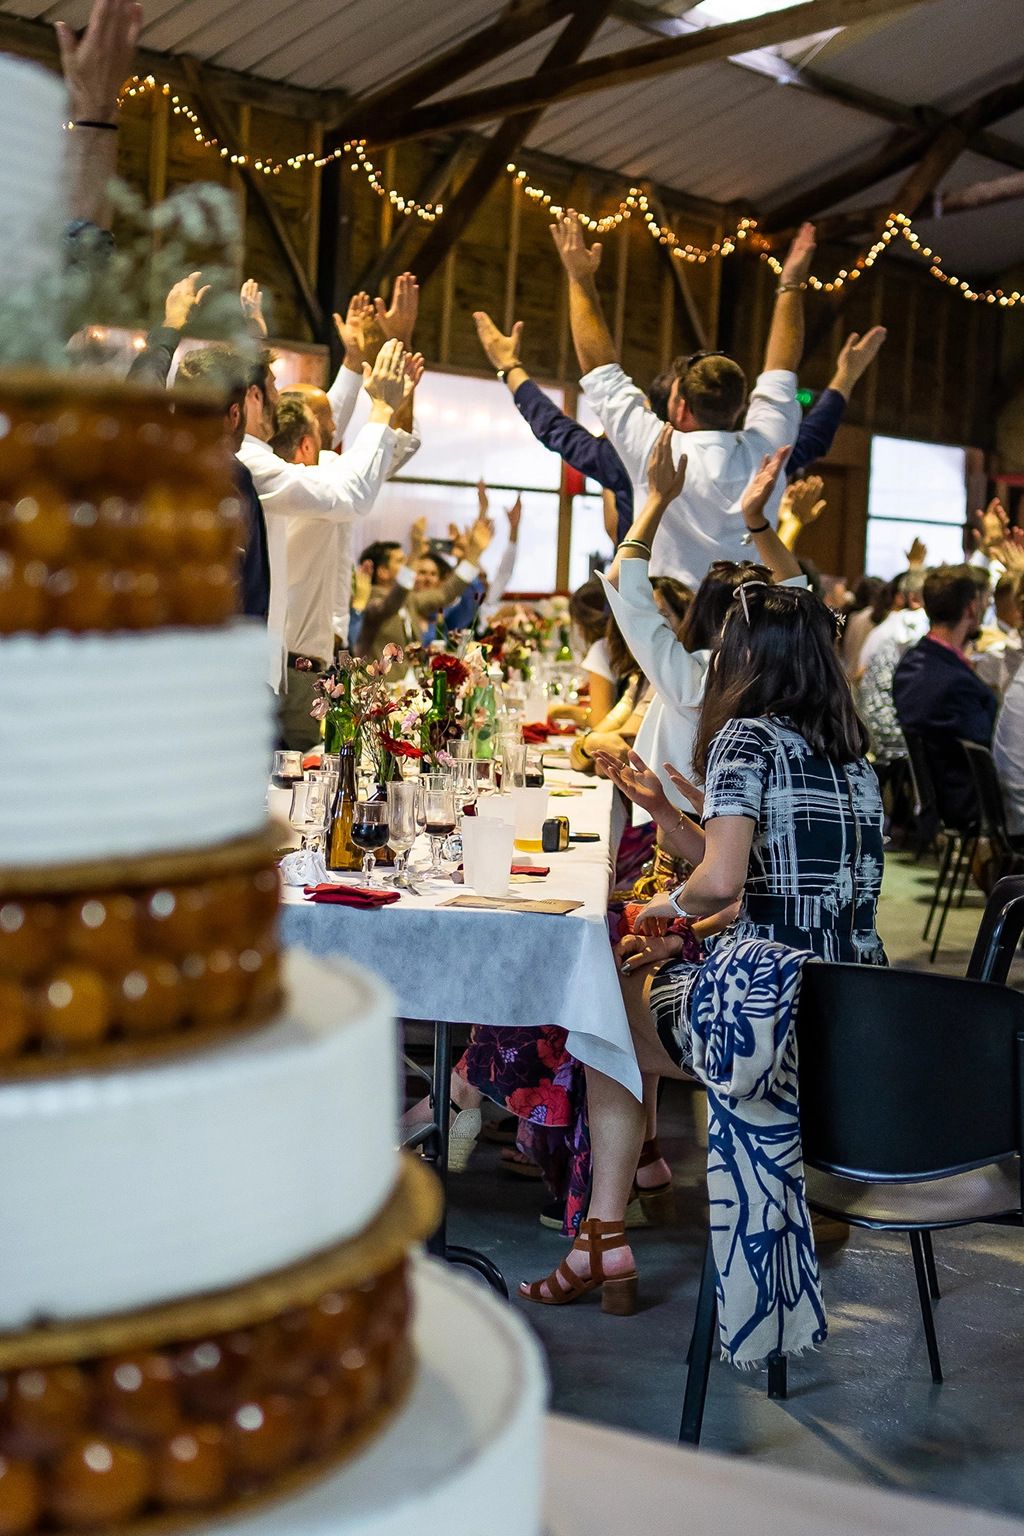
[520,578,886,1313]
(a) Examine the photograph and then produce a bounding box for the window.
[865,436,968,579]
[343,371,567,593]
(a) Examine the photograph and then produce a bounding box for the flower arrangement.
[311,645,424,783]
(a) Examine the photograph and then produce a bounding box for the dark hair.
[605,614,638,680]
[419,548,452,580]
[693,583,869,779]
[850,575,885,616]
[870,576,898,625]
[648,370,673,423]
[923,565,981,626]
[797,556,822,600]
[569,578,607,647]
[679,560,771,654]
[674,354,747,431]
[994,571,1022,612]
[269,396,316,461]
[175,343,273,408]
[360,540,402,581]
[650,575,693,626]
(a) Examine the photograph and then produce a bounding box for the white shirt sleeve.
[580,363,663,487]
[582,637,616,683]
[389,424,420,477]
[742,370,802,454]
[243,424,396,522]
[599,561,707,714]
[995,670,1024,836]
[327,365,364,447]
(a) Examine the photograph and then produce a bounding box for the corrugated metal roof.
[3,0,1024,269]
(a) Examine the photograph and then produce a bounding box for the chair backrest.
[901,727,937,822]
[960,738,1011,845]
[795,964,1024,1181]
[967,874,1024,983]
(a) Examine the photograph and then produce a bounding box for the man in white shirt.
[236,338,411,730]
[549,210,816,586]
[994,664,1024,835]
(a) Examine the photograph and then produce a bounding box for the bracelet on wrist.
[619,538,652,556]
[776,280,806,295]
[578,732,594,761]
[744,520,771,534]
[72,119,118,130]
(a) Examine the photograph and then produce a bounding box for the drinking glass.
[421,784,457,879]
[385,781,418,888]
[502,743,527,789]
[452,760,478,816]
[473,759,496,797]
[350,800,389,886]
[451,740,475,761]
[524,748,545,788]
[511,784,549,851]
[291,778,330,851]
[272,749,304,789]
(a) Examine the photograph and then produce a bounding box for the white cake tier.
[202,1257,546,1536]
[0,623,273,868]
[0,950,398,1328]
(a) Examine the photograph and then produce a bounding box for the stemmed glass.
[385,781,418,888]
[421,783,457,879]
[289,780,329,853]
[350,800,389,886]
[452,760,477,816]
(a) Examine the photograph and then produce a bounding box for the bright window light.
[686,0,807,24]
[864,436,968,579]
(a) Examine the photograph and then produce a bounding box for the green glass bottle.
[420,669,449,767]
[555,625,573,663]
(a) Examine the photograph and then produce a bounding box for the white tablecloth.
[543,1415,1024,1535]
[279,771,642,1098]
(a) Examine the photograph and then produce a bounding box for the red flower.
[535,1030,570,1072]
[431,653,469,687]
[508,1084,572,1125]
[382,738,423,759]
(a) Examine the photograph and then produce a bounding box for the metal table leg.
[420,1020,508,1298]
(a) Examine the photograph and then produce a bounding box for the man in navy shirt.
[893,565,996,828]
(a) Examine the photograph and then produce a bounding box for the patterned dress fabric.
[686,938,825,1367]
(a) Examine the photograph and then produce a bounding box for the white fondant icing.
[0,624,273,867]
[0,950,398,1327]
[199,1258,546,1536]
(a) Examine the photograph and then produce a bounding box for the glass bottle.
[555,625,573,663]
[420,668,448,768]
[326,742,361,871]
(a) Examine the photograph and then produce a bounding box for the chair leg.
[923,836,954,941]
[956,835,976,907]
[921,1229,940,1300]
[680,1234,718,1445]
[767,1352,788,1400]
[930,836,964,962]
[909,1231,943,1384]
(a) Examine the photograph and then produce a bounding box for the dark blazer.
[893,635,997,827]
[513,378,634,543]
[232,459,270,621]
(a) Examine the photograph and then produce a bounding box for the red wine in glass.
[351,821,391,852]
[425,821,456,837]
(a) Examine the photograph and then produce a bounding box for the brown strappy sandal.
[519,1218,638,1315]
[630,1136,677,1228]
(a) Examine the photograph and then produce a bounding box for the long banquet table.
[279,769,641,1098]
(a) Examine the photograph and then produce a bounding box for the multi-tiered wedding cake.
[0,368,544,1536]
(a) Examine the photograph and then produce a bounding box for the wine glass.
[350,800,389,886]
[272,749,304,790]
[421,783,457,879]
[452,760,477,817]
[289,780,329,851]
[386,781,418,888]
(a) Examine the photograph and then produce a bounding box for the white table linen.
[280,771,642,1098]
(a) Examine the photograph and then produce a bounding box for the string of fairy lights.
[113,74,1020,308]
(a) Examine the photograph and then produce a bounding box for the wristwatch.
[668,886,689,919]
[496,361,523,381]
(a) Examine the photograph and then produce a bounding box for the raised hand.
[363,338,407,413]
[507,494,522,539]
[374,272,419,348]
[335,293,384,367]
[663,764,704,817]
[55,0,141,121]
[779,475,825,528]
[404,351,425,390]
[780,222,816,286]
[592,749,673,823]
[239,278,267,336]
[742,446,789,527]
[473,311,523,372]
[979,496,1010,557]
[164,271,210,330]
[646,422,687,505]
[464,513,495,566]
[409,516,428,561]
[833,326,887,392]
[549,209,603,282]
[905,536,927,569]
[476,479,489,521]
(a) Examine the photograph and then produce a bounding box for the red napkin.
[301,752,322,771]
[512,864,549,876]
[304,884,401,908]
[521,723,550,744]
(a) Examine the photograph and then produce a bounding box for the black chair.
[679,964,1024,1445]
[967,874,1024,984]
[902,728,979,962]
[959,738,1024,891]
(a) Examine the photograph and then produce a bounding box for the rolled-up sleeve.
[253,424,396,521]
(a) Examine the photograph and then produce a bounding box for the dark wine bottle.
[326,743,361,871]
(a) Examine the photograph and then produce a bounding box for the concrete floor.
[441,852,1024,1523]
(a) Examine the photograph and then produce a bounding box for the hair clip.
[732,578,769,624]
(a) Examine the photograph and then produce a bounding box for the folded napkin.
[304,884,400,908]
[520,723,549,744]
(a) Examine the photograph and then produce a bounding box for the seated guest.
[893,565,997,828]
[355,516,493,660]
[994,664,1024,835]
[857,573,927,770]
[520,581,885,1311]
[974,571,1024,701]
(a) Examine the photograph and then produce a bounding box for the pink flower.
[436,750,455,767]
[382,643,404,665]
[310,698,330,720]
